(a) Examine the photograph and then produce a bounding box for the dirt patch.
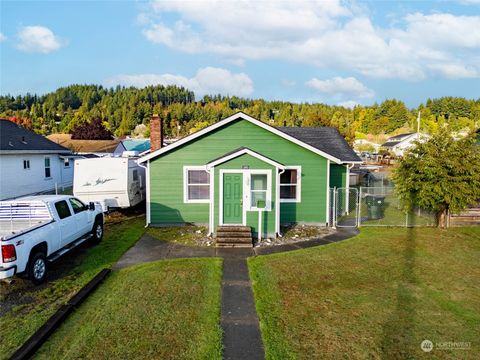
[255,224,336,247]
[147,225,213,246]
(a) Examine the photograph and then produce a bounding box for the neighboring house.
[0,120,74,200]
[47,133,119,157]
[113,138,151,156]
[381,133,426,157]
[138,112,361,238]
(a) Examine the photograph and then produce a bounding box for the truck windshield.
[55,201,72,219]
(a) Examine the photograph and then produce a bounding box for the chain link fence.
[358,186,436,227]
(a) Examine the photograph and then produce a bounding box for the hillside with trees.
[0,84,478,143]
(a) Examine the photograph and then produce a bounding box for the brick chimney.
[150,114,163,152]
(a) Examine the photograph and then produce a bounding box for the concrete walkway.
[114,228,358,360]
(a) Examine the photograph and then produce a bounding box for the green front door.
[223,173,243,224]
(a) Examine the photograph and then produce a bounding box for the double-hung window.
[247,171,272,211]
[44,157,51,178]
[280,167,301,202]
[184,166,210,203]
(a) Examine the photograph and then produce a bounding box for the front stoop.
[216,226,253,248]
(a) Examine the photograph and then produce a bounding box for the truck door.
[68,197,92,238]
[54,200,77,247]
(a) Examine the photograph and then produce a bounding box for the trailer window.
[55,200,71,219]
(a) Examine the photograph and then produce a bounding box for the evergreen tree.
[392,129,480,227]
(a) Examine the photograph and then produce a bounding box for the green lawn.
[34,258,223,360]
[0,218,146,360]
[249,227,480,359]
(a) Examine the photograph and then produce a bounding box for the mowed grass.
[249,227,480,359]
[34,258,223,360]
[0,218,146,360]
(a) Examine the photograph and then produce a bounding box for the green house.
[138,112,361,238]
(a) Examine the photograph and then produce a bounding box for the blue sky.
[1,0,479,108]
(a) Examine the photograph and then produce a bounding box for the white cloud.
[306,77,375,99]
[16,26,63,53]
[105,67,254,97]
[428,63,479,79]
[141,1,480,80]
[337,100,361,109]
[0,32,6,42]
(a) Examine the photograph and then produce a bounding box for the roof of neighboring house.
[277,127,361,163]
[121,139,151,152]
[386,133,415,141]
[140,112,361,164]
[46,133,120,153]
[381,141,400,148]
[0,119,70,153]
[381,133,418,147]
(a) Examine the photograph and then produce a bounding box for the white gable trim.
[206,148,285,170]
[138,112,342,164]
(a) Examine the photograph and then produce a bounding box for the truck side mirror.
[88,202,95,211]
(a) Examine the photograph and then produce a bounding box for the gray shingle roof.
[0,119,70,153]
[276,127,361,162]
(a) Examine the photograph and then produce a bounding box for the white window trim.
[44,156,52,179]
[279,166,301,203]
[218,169,273,226]
[183,165,210,204]
[247,170,272,211]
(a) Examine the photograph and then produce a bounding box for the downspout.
[277,168,285,237]
[137,160,150,228]
[205,167,213,236]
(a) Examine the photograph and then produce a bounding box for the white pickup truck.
[0,195,104,284]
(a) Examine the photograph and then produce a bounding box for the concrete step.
[217,231,252,238]
[216,242,253,248]
[217,226,251,233]
[216,237,253,244]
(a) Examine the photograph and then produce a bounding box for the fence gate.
[330,187,359,228]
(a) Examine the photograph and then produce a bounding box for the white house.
[0,120,75,200]
[381,133,428,157]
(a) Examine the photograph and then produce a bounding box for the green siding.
[329,164,347,189]
[149,119,330,230]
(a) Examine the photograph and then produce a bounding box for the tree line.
[1,84,479,143]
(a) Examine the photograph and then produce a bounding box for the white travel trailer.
[73,156,145,212]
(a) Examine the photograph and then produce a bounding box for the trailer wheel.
[91,218,103,243]
[28,252,48,285]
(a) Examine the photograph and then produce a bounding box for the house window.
[250,174,267,208]
[132,169,138,181]
[64,158,70,168]
[23,160,30,170]
[184,166,210,203]
[280,167,301,202]
[44,157,51,178]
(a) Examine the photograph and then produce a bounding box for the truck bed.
[0,219,52,240]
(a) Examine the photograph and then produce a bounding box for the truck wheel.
[91,219,103,243]
[28,252,47,285]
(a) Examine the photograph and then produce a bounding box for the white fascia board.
[138,112,342,164]
[206,148,285,169]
